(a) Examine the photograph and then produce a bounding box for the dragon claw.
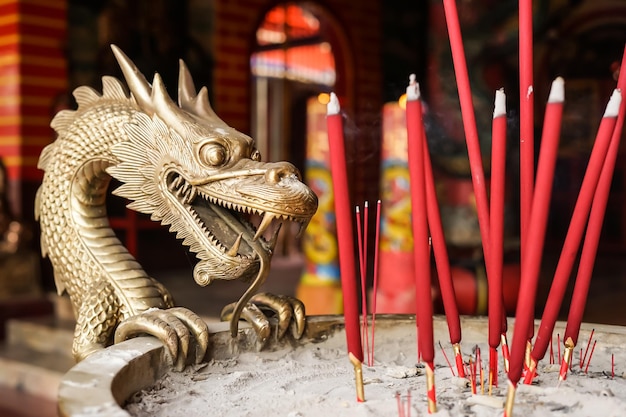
[220,293,306,346]
[114,308,209,371]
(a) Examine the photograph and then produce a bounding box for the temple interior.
[0,1,625,416]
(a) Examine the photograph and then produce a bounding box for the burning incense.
[528,88,622,381]
[405,76,436,413]
[489,88,507,386]
[506,78,564,411]
[326,92,364,402]
[519,0,534,261]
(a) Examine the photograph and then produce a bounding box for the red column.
[0,0,67,218]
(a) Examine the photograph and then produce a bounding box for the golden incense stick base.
[524,340,533,370]
[522,357,538,385]
[504,380,516,417]
[501,333,510,372]
[426,362,437,413]
[452,342,465,377]
[559,338,575,381]
[349,352,365,402]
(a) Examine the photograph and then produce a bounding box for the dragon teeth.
[226,232,243,257]
[296,218,310,238]
[253,212,275,241]
[268,223,282,252]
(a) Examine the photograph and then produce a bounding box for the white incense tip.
[406,74,421,101]
[604,88,622,118]
[327,92,340,115]
[548,77,565,103]
[493,88,506,118]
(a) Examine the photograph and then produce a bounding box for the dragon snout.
[265,161,301,184]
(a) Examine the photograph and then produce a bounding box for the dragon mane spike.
[110,44,154,115]
[195,86,227,125]
[178,58,197,109]
[101,76,129,100]
[151,72,191,135]
[152,72,179,114]
[177,58,227,127]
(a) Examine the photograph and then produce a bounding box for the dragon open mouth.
[167,171,308,262]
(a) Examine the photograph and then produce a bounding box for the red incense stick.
[562,47,626,347]
[562,90,623,346]
[530,89,622,377]
[612,354,615,379]
[549,334,554,364]
[508,77,565,388]
[439,341,456,377]
[355,205,371,366]
[585,342,597,373]
[582,329,596,369]
[405,77,436,414]
[423,131,464,377]
[370,200,381,366]
[519,0,534,263]
[326,92,364,402]
[441,0,491,261]
[489,88,507,380]
[489,346,498,392]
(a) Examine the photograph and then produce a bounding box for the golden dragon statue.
[35,45,318,370]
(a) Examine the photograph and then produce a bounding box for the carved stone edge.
[57,337,166,417]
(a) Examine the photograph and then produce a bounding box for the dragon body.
[36,46,317,368]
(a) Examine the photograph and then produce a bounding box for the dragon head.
[107,46,318,289]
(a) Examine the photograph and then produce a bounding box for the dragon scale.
[38,88,173,359]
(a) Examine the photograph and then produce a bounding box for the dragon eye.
[199,143,227,166]
[251,149,261,162]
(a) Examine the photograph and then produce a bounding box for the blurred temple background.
[0,0,625,415]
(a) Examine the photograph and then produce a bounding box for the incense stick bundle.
[528,89,622,381]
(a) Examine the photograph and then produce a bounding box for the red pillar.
[0,0,68,219]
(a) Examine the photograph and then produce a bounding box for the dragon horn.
[177,59,228,126]
[110,44,154,115]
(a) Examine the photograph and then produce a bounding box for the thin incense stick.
[612,354,615,379]
[370,200,381,366]
[582,329,596,369]
[439,341,456,377]
[326,92,364,402]
[356,205,371,367]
